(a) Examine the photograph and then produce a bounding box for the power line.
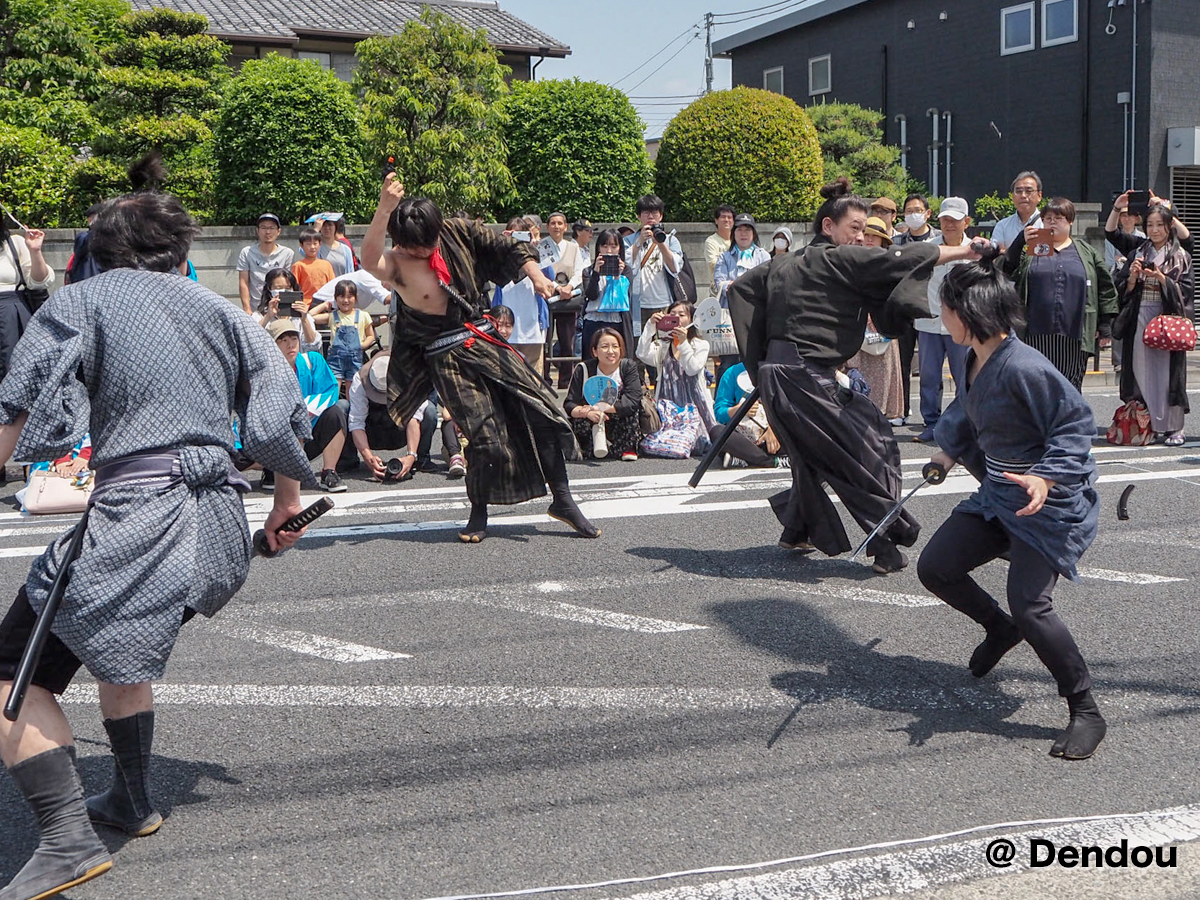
[623,31,704,95]
[710,0,805,21]
[610,21,701,88]
[711,0,820,26]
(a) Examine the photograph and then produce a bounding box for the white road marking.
[783,582,941,608]
[1076,566,1187,585]
[211,623,411,662]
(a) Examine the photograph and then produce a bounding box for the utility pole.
[704,12,714,94]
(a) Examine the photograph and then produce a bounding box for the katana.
[851,461,947,561]
[690,385,760,488]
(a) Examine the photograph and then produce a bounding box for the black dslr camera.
[650,223,668,243]
[382,456,415,483]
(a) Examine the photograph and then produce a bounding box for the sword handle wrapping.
[922,462,947,485]
[253,496,335,558]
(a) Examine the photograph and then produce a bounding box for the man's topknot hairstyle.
[388,197,444,249]
[813,176,870,236]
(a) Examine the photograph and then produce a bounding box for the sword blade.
[851,476,930,561]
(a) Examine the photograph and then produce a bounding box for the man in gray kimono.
[0,191,319,900]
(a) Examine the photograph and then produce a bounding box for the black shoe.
[870,542,909,574]
[335,457,361,474]
[969,617,1023,678]
[1050,690,1107,760]
[778,528,815,551]
[260,470,274,492]
[319,469,347,493]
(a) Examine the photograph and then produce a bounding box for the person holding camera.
[995,197,1117,392]
[581,229,635,362]
[254,268,321,354]
[625,194,684,340]
[991,171,1044,251]
[546,211,586,388]
[637,300,716,435]
[0,212,53,407]
[1106,192,1194,444]
[564,328,642,461]
[348,351,436,482]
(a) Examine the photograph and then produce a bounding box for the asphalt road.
[1,383,1198,900]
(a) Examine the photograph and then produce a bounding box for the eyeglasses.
[1012,188,1040,195]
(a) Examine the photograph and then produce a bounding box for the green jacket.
[1000,236,1119,353]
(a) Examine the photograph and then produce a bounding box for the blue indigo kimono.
[933,334,1099,579]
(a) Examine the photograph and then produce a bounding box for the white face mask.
[773,237,789,250]
[904,212,927,230]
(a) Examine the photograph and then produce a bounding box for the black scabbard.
[4,509,90,722]
[689,386,761,488]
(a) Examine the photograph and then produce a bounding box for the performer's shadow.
[0,752,239,874]
[710,596,1059,749]
[627,544,881,584]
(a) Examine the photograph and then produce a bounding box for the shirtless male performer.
[362,174,599,543]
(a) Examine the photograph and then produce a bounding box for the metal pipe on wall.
[927,108,940,197]
[942,111,953,197]
[895,114,908,173]
[1130,0,1138,188]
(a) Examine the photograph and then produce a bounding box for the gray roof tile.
[131,0,570,54]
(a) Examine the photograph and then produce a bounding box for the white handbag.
[22,470,93,515]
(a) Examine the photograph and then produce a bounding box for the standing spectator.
[1106,193,1194,444]
[850,218,905,423]
[914,198,975,442]
[494,216,548,373]
[572,219,594,271]
[348,351,436,481]
[265,319,348,492]
[770,226,794,258]
[0,215,53,388]
[581,229,635,362]
[991,171,1044,250]
[997,197,1118,392]
[316,215,353,276]
[236,213,292,314]
[638,300,716,434]
[869,197,898,236]
[292,228,336,300]
[63,205,104,285]
[705,205,736,276]
[254,267,321,355]
[564,328,643,461]
[546,211,585,387]
[319,281,375,390]
[713,213,770,382]
[334,217,360,271]
[626,194,685,339]
[1104,207,1145,373]
[892,194,941,424]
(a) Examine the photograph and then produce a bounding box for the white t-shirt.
[497,279,545,344]
[237,244,294,301]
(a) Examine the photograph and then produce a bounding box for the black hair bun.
[129,152,168,192]
[819,176,853,200]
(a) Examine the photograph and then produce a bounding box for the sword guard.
[922,462,947,485]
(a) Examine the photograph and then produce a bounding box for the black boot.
[1050,690,1107,760]
[533,425,599,538]
[1,746,112,900]
[969,613,1023,678]
[459,500,487,543]
[86,711,163,837]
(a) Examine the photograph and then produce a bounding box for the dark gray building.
[713,0,1200,219]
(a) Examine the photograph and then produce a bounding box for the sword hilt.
[922,462,947,485]
[253,496,335,558]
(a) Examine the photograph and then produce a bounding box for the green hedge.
[0,124,76,227]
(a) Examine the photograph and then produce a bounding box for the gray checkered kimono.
[0,270,317,684]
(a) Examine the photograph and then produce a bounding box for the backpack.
[66,231,104,283]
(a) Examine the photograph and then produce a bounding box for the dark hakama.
[387,219,579,507]
[727,237,941,555]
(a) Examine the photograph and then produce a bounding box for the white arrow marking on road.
[212,623,411,662]
[1075,566,1186,585]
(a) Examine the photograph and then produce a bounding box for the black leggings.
[917,511,1091,697]
[707,425,774,467]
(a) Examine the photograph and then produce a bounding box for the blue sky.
[501,0,774,138]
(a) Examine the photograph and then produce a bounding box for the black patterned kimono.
[727,236,941,555]
[386,219,579,506]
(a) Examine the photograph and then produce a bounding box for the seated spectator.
[711,363,787,469]
[581,228,635,362]
[265,319,348,492]
[493,216,548,372]
[770,226,793,258]
[254,267,321,354]
[490,304,515,341]
[348,351,437,482]
[705,204,736,281]
[440,404,466,479]
[237,213,292,314]
[19,436,94,513]
[564,328,642,461]
[638,300,717,434]
[316,280,375,389]
[292,228,336,300]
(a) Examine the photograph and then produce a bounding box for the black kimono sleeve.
[460,220,539,293]
[825,243,941,336]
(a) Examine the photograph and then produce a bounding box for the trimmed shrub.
[806,102,906,206]
[502,79,653,222]
[355,8,512,217]
[0,124,76,227]
[654,88,822,221]
[213,54,372,224]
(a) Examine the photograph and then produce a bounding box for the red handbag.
[1142,314,1197,352]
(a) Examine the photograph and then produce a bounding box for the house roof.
[131,0,571,56]
[711,0,870,56]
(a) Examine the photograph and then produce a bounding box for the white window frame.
[1000,2,1036,56]
[1041,0,1078,47]
[763,66,784,94]
[808,55,831,96]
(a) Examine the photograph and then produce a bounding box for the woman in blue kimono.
[917,263,1106,760]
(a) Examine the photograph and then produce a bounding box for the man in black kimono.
[727,180,984,573]
[362,175,598,543]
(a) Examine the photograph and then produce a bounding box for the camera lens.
[651,224,667,243]
[385,457,405,481]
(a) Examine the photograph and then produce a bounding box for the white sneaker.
[774,456,790,469]
[888,417,906,426]
[724,454,748,469]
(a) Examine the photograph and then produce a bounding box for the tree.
[354,8,512,217]
[214,54,372,225]
[654,88,822,222]
[806,102,906,206]
[0,0,129,146]
[502,79,653,222]
[74,8,229,221]
[0,122,75,226]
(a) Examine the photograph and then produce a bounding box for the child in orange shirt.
[292,228,335,299]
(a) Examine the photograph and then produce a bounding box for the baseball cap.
[257,213,281,226]
[733,213,757,228]
[938,197,970,220]
[268,319,300,341]
[573,218,593,232]
[871,197,898,215]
